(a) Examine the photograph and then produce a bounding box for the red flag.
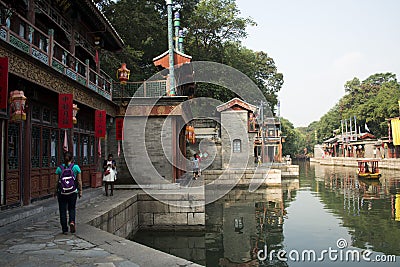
[0,57,8,109]
[95,110,106,138]
[58,94,73,128]
[116,117,124,140]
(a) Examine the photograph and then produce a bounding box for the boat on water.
[357,159,381,179]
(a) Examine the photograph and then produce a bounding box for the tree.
[281,118,305,157]
[222,44,283,107]
[185,0,255,61]
[309,72,400,146]
[97,0,283,108]
[98,0,199,80]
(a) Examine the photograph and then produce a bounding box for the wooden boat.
[357,159,381,179]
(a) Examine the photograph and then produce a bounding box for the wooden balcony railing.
[0,1,113,100]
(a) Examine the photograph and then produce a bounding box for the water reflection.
[206,182,296,267]
[134,162,400,266]
[312,163,400,257]
[206,162,400,266]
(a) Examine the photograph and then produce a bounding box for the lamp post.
[174,10,180,51]
[259,101,265,164]
[166,0,176,96]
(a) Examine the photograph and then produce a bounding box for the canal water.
[133,162,400,266]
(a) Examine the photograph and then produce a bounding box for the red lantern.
[9,90,27,121]
[117,63,130,85]
[191,127,196,144]
[185,126,189,140]
[186,125,196,144]
[186,125,195,143]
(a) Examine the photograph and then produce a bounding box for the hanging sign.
[58,94,73,128]
[0,57,8,109]
[95,110,106,138]
[116,117,124,140]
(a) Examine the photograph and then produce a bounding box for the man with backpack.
[54,151,82,234]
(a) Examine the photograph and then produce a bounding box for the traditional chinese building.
[0,0,123,207]
[217,98,258,168]
[216,98,284,167]
[110,7,195,184]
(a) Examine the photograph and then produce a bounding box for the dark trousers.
[57,193,78,232]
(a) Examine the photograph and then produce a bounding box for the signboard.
[116,117,124,140]
[95,110,106,138]
[0,57,8,109]
[58,94,73,128]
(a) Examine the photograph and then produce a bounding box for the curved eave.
[78,0,124,50]
[153,50,192,68]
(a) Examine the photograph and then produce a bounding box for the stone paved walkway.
[0,189,140,267]
[0,187,202,267]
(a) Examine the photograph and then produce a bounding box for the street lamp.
[166,0,176,96]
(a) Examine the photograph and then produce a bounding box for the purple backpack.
[59,164,77,195]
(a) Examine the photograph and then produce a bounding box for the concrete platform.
[0,188,203,267]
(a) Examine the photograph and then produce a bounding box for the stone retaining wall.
[311,157,400,170]
[203,168,282,187]
[88,191,205,239]
[138,192,205,230]
[88,195,139,238]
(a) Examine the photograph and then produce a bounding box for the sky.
[235,0,400,127]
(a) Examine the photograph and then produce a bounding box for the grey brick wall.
[220,110,254,168]
[116,116,174,185]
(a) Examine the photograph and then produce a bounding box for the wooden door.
[6,122,21,205]
[31,125,61,200]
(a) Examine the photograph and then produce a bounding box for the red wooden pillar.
[23,106,31,205]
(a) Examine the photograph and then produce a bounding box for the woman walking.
[55,151,82,234]
[103,154,117,196]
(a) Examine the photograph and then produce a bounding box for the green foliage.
[281,118,307,157]
[185,0,255,61]
[98,0,199,80]
[97,0,283,108]
[300,72,400,151]
[340,73,400,138]
[185,0,283,106]
[221,43,283,107]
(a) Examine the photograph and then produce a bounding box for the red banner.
[0,57,8,109]
[58,94,73,128]
[116,117,124,140]
[95,110,106,138]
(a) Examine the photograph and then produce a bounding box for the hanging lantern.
[185,125,190,141]
[72,104,79,124]
[186,125,192,143]
[186,125,196,144]
[9,90,27,121]
[191,130,196,144]
[117,63,130,85]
